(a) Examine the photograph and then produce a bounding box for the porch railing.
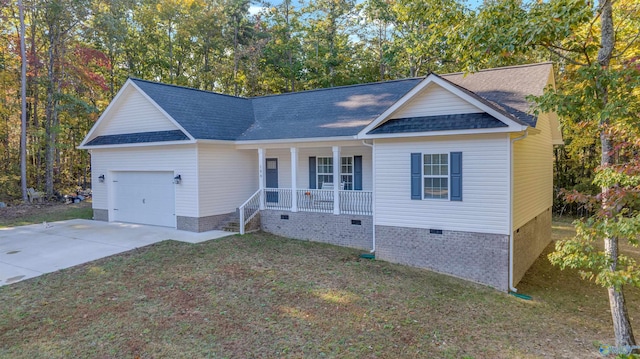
[240,188,372,234]
[339,190,373,215]
[297,189,334,213]
[264,188,293,211]
[239,189,261,235]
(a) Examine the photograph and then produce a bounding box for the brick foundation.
[177,212,236,232]
[260,210,373,250]
[376,226,509,291]
[513,207,552,285]
[93,209,109,222]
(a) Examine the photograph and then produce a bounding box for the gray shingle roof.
[131,79,255,141]
[86,63,550,145]
[368,113,507,135]
[86,130,189,146]
[240,79,423,140]
[442,63,552,127]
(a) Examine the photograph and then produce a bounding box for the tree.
[261,0,303,92]
[462,0,640,347]
[19,0,27,202]
[529,0,640,348]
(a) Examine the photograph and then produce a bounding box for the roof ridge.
[250,77,425,99]
[129,77,249,101]
[441,62,553,76]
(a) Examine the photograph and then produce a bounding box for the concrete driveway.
[0,219,235,286]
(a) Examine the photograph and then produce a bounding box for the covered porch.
[238,142,373,234]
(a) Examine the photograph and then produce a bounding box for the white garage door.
[112,171,176,227]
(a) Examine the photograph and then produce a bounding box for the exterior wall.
[90,144,198,221]
[261,210,373,250]
[197,144,257,217]
[374,134,510,235]
[513,207,552,285]
[92,86,178,138]
[390,83,482,119]
[376,225,509,291]
[512,113,554,229]
[177,212,236,232]
[93,209,109,221]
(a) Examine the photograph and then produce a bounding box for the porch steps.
[221,211,261,233]
[222,221,240,232]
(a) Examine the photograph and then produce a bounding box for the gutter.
[508,129,528,293]
[361,140,375,253]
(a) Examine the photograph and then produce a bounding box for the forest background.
[0,0,638,215]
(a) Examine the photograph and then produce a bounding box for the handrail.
[239,189,262,235]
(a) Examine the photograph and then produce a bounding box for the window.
[317,157,333,188]
[423,153,448,199]
[317,156,354,190]
[341,157,353,190]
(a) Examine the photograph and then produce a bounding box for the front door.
[265,158,278,203]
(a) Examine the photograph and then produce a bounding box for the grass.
[0,202,93,228]
[0,218,638,358]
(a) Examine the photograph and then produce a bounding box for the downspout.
[509,129,528,293]
[362,140,375,253]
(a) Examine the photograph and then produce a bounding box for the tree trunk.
[233,14,239,96]
[45,28,59,197]
[597,0,637,348]
[19,0,28,202]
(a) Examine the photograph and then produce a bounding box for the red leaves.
[63,45,110,93]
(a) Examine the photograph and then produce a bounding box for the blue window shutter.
[450,152,462,201]
[309,156,316,189]
[354,156,363,190]
[411,153,421,200]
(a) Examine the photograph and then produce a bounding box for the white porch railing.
[239,189,373,234]
[339,190,373,215]
[239,189,261,235]
[297,189,334,213]
[264,188,293,210]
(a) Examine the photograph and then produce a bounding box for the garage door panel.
[112,171,175,227]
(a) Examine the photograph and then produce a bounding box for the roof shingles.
[369,113,507,135]
[85,63,551,146]
[86,130,189,146]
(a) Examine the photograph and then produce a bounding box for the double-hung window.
[340,157,353,190]
[317,157,333,188]
[423,153,448,199]
[411,152,461,201]
[317,156,354,190]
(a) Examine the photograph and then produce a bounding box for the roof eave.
[234,135,359,146]
[359,126,527,140]
[77,139,195,150]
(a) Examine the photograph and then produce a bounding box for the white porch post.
[332,146,340,215]
[258,148,265,210]
[290,147,298,212]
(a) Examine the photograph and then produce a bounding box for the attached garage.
[111,171,176,227]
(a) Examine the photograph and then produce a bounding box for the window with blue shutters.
[309,156,363,190]
[411,152,462,201]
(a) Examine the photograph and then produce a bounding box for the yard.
[0,210,638,358]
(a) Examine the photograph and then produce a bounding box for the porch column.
[290,147,298,212]
[258,148,265,210]
[332,146,340,215]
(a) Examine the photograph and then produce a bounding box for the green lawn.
[0,218,638,358]
[0,202,93,228]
